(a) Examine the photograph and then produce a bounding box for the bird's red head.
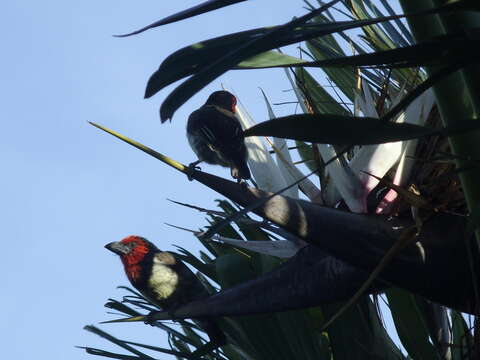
[205,90,237,113]
[105,235,156,282]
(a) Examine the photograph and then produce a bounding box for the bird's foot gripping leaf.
[143,311,160,326]
[186,160,202,181]
[237,178,247,186]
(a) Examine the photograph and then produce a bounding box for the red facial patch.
[231,96,237,113]
[119,236,150,282]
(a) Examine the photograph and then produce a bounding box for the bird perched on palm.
[186,90,251,181]
[105,236,226,357]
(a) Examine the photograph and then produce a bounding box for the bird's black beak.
[105,241,129,255]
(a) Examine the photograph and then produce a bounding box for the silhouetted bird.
[186,91,250,181]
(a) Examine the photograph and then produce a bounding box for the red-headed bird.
[186,91,251,181]
[105,236,226,354]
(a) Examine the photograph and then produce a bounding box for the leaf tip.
[112,29,143,38]
[88,121,101,130]
[160,108,172,123]
[144,88,154,99]
[144,71,161,99]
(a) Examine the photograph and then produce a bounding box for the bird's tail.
[203,319,227,346]
[231,160,251,180]
[195,318,227,353]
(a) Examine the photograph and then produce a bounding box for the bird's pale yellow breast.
[148,256,179,300]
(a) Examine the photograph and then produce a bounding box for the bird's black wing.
[187,105,250,179]
[188,106,244,155]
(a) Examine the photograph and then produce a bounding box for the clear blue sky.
[1,1,321,359]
